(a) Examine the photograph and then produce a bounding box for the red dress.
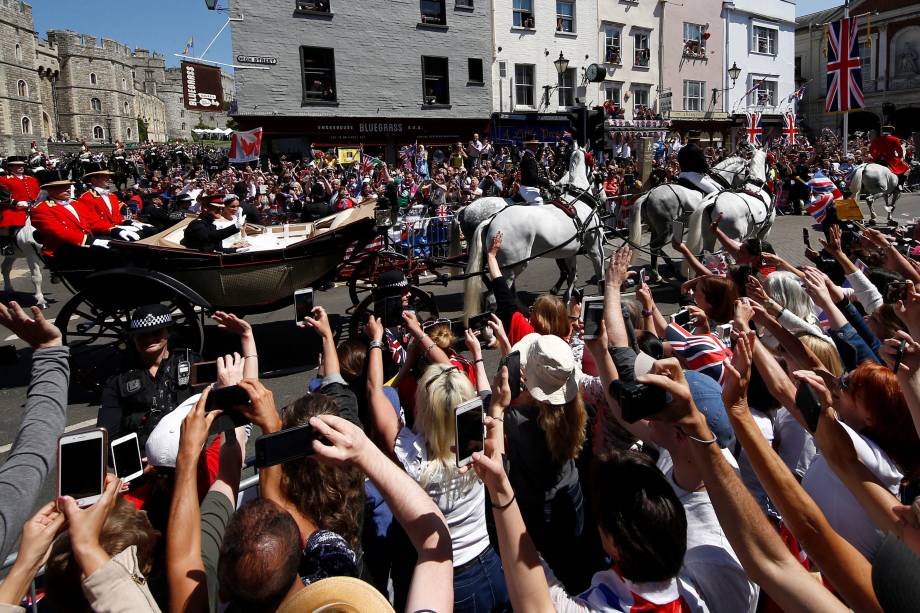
[0,173,40,227]
[30,199,111,257]
[869,135,910,175]
[78,188,125,226]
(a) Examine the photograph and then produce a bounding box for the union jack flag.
[805,170,842,223]
[745,112,763,145]
[787,84,806,103]
[666,324,733,386]
[783,112,799,144]
[826,17,864,113]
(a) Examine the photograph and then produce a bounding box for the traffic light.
[586,107,606,152]
[566,108,586,146]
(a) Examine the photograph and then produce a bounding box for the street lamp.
[204,0,219,9]
[553,52,570,76]
[727,61,742,87]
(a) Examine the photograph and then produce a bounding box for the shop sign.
[236,55,278,65]
[668,110,730,120]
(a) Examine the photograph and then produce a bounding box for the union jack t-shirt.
[665,324,733,386]
[547,564,709,612]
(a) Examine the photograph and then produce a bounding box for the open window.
[422,56,450,105]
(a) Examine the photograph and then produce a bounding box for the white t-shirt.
[774,408,816,479]
[657,451,757,613]
[394,427,490,566]
[737,408,775,511]
[802,421,903,561]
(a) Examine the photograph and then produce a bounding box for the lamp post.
[727,62,742,87]
[542,52,570,110]
[711,61,742,110]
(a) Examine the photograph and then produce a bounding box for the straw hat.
[276,576,394,613]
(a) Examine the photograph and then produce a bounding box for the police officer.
[97,304,199,448]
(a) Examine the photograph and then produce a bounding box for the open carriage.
[47,202,436,386]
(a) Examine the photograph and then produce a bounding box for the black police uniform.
[677,142,709,174]
[97,347,199,449]
[520,149,551,189]
[182,217,239,252]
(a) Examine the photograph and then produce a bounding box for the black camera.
[609,380,670,423]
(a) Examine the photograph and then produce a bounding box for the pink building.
[660,0,731,143]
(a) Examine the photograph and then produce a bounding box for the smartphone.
[58,428,107,507]
[191,361,218,387]
[499,350,521,399]
[855,258,868,273]
[376,295,403,329]
[610,380,670,424]
[110,433,144,483]
[294,288,314,327]
[204,385,252,433]
[0,345,15,367]
[670,308,692,327]
[581,296,605,340]
[886,281,908,304]
[802,228,811,249]
[259,185,268,194]
[467,312,492,332]
[795,381,822,433]
[894,338,908,373]
[672,221,684,244]
[454,397,485,468]
[639,268,649,288]
[716,323,733,345]
[255,423,322,468]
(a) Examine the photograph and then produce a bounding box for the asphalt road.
[1,192,919,526]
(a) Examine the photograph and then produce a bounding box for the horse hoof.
[549,286,561,296]
[37,302,48,310]
[585,275,600,286]
[866,218,876,226]
[648,270,663,284]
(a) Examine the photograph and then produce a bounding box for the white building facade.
[596,0,660,121]
[722,0,796,121]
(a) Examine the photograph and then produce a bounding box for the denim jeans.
[453,546,510,613]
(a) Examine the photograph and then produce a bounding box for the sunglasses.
[425,366,459,390]
[422,318,451,331]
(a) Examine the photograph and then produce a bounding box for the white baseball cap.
[512,333,578,405]
[144,393,200,468]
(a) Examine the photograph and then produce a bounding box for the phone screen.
[294,289,314,325]
[582,298,605,340]
[455,399,484,466]
[377,295,402,329]
[255,424,320,468]
[499,350,521,398]
[467,312,491,331]
[60,438,104,501]
[191,361,218,387]
[802,228,811,248]
[673,308,692,327]
[111,437,143,480]
[795,382,822,433]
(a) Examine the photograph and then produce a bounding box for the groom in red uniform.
[0,157,40,255]
[869,125,910,191]
[78,166,125,226]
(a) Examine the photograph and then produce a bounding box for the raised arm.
[212,311,259,379]
[464,328,491,395]
[309,414,455,613]
[603,246,631,347]
[404,311,450,365]
[366,315,400,451]
[304,306,340,376]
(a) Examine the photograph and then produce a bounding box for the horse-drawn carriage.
[47,201,438,386]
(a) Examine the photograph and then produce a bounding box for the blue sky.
[31,0,234,70]
[30,0,844,72]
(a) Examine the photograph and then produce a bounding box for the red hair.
[848,362,920,477]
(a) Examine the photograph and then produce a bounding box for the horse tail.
[627,191,649,263]
[849,164,864,199]
[462,218,489,322]
[685,200,708,259]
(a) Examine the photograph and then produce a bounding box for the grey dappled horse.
[848,163,900,225]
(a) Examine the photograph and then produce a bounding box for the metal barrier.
[0,469,262,611]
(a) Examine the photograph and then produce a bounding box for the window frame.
[748,75,778,106]
[604,81,623,105]
[752,25,777,56]
[514,63,536,108]
[604,25,622,64]
[20,116,31,135]
[467,57,484,85]
[421,55,450,106]
[455,0,473,8]
[299,45,338,104]
[512,0,534,29]
[420,0,447,25]
[682,79,705,112]
[557,67,576,107]
[632,85,650,113]
[683,22,707,59]
[17,80,28,97]
[90,73,97,85]
[556,0,575,33]
[633,31,651,68]
[15,43,22,61]
[295,0,331,14]
[91,97,102,112]
[92,125,104,140]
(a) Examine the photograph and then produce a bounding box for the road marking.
[0,417,97,454]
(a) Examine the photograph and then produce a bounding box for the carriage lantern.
[727,62,742,86]
[553,52,569,76]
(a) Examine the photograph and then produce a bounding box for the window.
[557,67,576,107]
[514,63,535,107]
[180,109,185,118]
[181,122,186,130]
[632,85,650,113]
[93,126,104,139]
[90,73,97,85]
[295,0,331,12]
[455,0,473,8]
[145,70,153,81]
[795,56,802,80]
[127,127,132,138]
[122,77,127,89]
[752,26,777,55]
[300,46,337,102]
[124,101,129,114]
[604,81,622,104]
[748,77,777,106]
[420,0,446,25]
[17,80,27,97]
[860,40,872,80]
[15,44,22,61]
[556,0,574,33]
[633,31,650,67]
[91,97,102,112]
[513,0,534,28]
[604,26,622,64]
[422,56,449,104]
[468,58,484,84]
[499,60,507,78]
[683,23,706,59]
[20,116,31,135]
[132,70,136,79]
[683,80,705,111]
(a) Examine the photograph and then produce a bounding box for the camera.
[609,380,669,423]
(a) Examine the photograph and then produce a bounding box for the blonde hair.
[414,364,479,494]
[798,334,844,377]
[426,323,455,350]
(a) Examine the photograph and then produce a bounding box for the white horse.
[462,187,606,316]
[1,220,46,308]
[685,148,774,257]
[451,143,593,292]
[626,146,757,278]
[848,163,900,224]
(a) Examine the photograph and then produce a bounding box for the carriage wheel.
[346,250,425,306]
[347,286,439,340]
[55,290,204,393]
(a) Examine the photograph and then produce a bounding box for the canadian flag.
[229,127,263,163]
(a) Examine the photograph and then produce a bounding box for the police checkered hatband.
[130,312,173,331]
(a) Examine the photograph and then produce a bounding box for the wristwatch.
[368,340,385,351]
[642,308,655,317]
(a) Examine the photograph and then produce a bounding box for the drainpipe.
[658,1,665,98]
[724,5,731,113]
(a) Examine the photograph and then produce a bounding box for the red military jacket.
[0,173,40,227]
[29,198,112,257]
[78,188,125,226]
[869,135,910,175]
